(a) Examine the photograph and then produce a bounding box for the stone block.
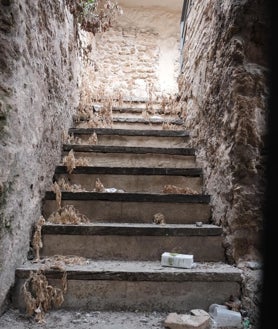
[164,312,210,329]
[190,309,210,317]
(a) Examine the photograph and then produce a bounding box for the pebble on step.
[164,309,210,329]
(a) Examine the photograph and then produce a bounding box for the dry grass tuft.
[42,255,88,267]
[89,131,98,145]
[52,182,62,209]
[62,149,89,174]
[162,122,180,130]
[55,177,86,192]
[22,268,67,323]
[94,177,105,192]
[47,205,90,225]
[75,89,115,129]
[63,132,98,145]
[153,213,166,225]
[163,185,199,195]
[32,216,46,262]
[142,109,150,121]
[62,149,76,174]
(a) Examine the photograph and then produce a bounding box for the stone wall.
[79,2,182,104]
[0,0,80,311]
[178,0,269,324]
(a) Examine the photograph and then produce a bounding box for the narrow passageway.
[8,96,242,328]
[1,0,269,328]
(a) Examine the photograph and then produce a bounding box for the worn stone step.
[63,145,194,155]
[42,192,211,224]
[13,260,242,312]
[74,118,184,130]
[111,117,185,130]
[112,106,175,115]
[111,108,179,119]
[54,166,203,193]
[40,223,224,262]
[62,145,196,168]
[68,128,190,147]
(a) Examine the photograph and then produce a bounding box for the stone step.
[54,166,203,193]
[40,223,224,262]
[112,106,175,115]
[111,117,185,130]
[42,192,211,224]
[111,108,179,119]
[13,260,242,312]
[73,117,184,130]
[94,99,161,110]
[68,128,190,147]
[62,145,196,168]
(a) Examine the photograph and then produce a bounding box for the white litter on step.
[161,252,194,269]
[105,188,125,193]
[209,304,242,328]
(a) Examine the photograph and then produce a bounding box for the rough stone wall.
[178,0,269,325]
[0,0,80,311]
[79,4,181,103]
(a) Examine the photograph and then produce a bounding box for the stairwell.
[12,99,242,315]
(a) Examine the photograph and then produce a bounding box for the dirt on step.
[0,308,167,329]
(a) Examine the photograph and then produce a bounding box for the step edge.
[62,145,196,155]
[54,166,203,176]
[44,191,211,203]
[68,128,190,137]
[15,262,242,282]
[42,223,222,236]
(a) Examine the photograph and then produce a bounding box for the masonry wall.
[0,0,80,311]
[178,0,269,324]
[79,3,181,104]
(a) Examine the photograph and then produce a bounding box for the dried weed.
[42,255,87,267]
[163,185,199,195]
[63,132,98,145]
[94,177,105,192]
[32,216,46,262]
[162,122,180,130]
[47,205,90,225]
[62,149,76,174]
[153,213,166,225]
[52,182,62,209]
[22,268,67,323]
[62,149,89,174]
[89,131,98,145]
[55,177,86,192]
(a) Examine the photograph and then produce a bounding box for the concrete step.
[42,192,211,224]
[54,166,203,193]
[62,145,196,168]
[68,128,190,147]
[13,260,242,312]
[40,223,224,262]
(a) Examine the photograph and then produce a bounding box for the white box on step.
[161,252,194,269]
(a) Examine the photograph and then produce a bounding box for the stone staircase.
[12,101,242,313]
